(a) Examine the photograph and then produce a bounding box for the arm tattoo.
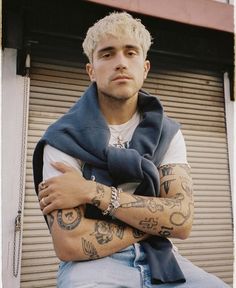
[91,221,125,244]
[170,202,193,226]
[57,207,81,230]
[160,165,175,194]
[160,193,184,209]
[93,221,113,244]
[121,195,164,213]
[158,225,174,237]
[91,183,105,208]
[81,237,99,259]
[121,195,145,208]
[139,217,159,231]
[132,228,145,238]
[115,224,125,240]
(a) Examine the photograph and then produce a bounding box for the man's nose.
[114,53,127,70]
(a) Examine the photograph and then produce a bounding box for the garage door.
[20,58,233,287]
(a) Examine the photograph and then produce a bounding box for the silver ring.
[41,197,47,206]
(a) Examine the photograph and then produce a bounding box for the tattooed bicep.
[159,164,193,198]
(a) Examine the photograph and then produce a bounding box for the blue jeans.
[57,244,230,288]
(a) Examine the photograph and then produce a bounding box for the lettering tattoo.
[121,195,164,213]
[57,207,81,230]
[133,228,145,238]
[91,183,105,208]
[139,217,159,230]
[159,225,174,237]
[81,237,99,259]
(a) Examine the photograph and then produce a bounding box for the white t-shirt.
[43,112,188,181]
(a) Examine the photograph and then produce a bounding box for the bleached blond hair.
[82,12,152,63]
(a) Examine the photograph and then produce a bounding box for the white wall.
[2,49,26,288]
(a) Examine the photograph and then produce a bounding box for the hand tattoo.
[91,183,105,208]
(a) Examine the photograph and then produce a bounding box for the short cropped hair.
[82,12,152,63]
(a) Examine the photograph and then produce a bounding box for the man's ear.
[86,63,96,82]
[143,60,150,80]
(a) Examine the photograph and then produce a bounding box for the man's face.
[86,35,150,102]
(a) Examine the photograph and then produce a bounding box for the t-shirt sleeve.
[43,144,82,180]
[160,130,188,167]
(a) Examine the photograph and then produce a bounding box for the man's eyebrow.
[125,45,140,51]
[96,46,114,54]
[96,45,141,55]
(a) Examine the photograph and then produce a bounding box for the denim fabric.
[57,243,151,288]
[57,244,230,288]
[153,248,230,288]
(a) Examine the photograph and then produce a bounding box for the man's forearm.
[88,164,194,239]
[49,206,148,262]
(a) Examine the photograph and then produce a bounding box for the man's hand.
[38,162,95,214]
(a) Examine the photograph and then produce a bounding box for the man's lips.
[112,75,132,81]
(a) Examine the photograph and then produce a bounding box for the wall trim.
[88,0,234,33]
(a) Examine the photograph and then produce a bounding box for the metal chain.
[13,59,30,278]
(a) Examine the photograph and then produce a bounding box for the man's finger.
[43,203,55,215]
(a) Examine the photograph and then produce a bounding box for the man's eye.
[102,53,111,58]
[128,50,137,56]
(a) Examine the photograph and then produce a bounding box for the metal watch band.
[102,187,121,216]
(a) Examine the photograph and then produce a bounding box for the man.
[33,12,230,288]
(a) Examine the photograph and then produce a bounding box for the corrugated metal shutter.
[21,58,233,287]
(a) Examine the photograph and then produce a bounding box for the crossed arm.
[38,160,194,262]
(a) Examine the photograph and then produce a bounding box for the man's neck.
[98,93,138,125]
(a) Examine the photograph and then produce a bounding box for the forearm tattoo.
[57,207,82,230]
[93,221,113,244]
[139,217,159,231]
[170,202,193,226]
[115,224,125,240]
[160,193,184,209]
[91,183,105,208]
[121,195,164,213]
[120,164,194,237]
[132,228,145,238]
[159,225,174,237]
[91,220,125,245]
[81,237,99,259]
